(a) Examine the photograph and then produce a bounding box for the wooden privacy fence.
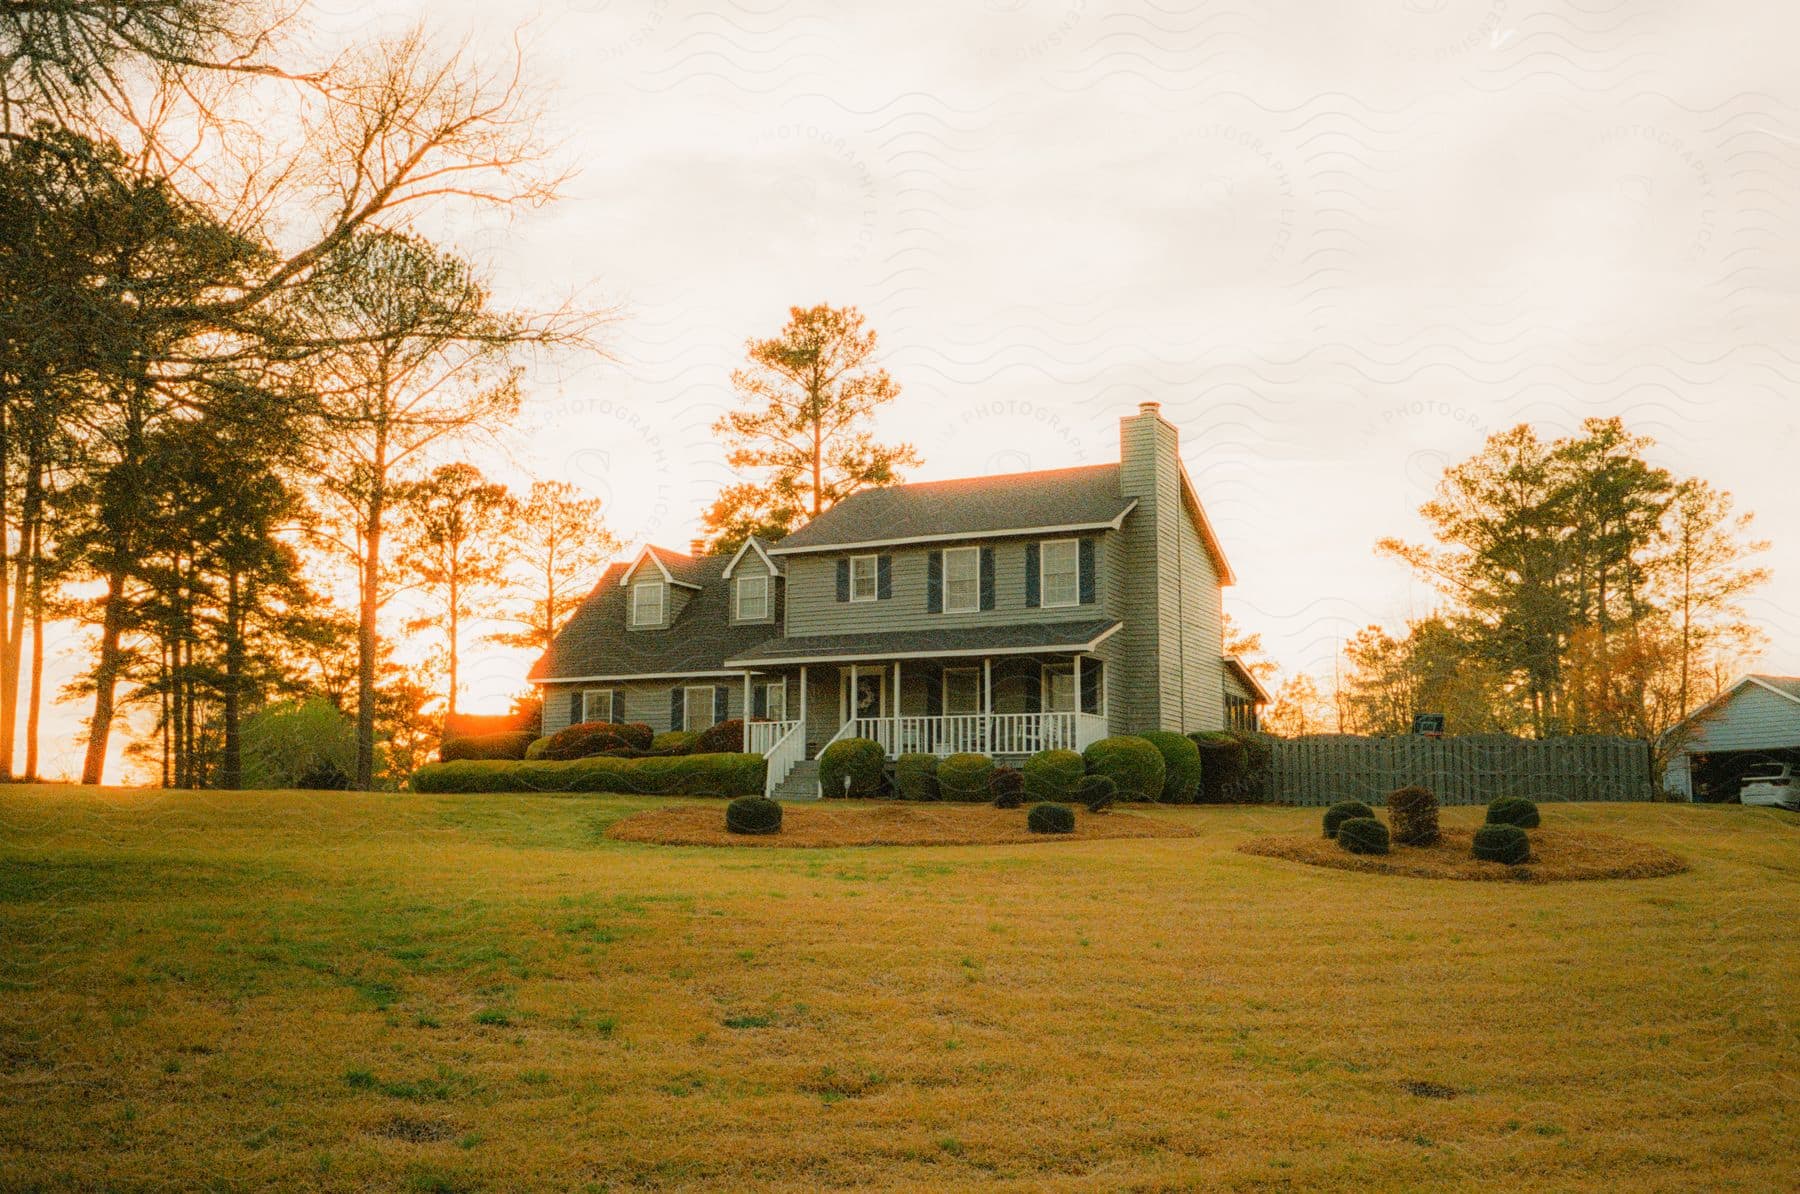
[1269,735,1654,806]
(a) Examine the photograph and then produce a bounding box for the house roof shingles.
[1751,675,1800,702]
[769,464,1136,553]
[723,619,1122,667]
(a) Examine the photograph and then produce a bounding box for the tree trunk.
[356,487,384,790]
[81,566,130,785]
[5,455,42,778]
[0,400,11,780]
[220,569,244,790]
[24,536,42,780]
[447,565,459,718]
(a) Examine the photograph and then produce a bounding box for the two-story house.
[529,402,1263,796]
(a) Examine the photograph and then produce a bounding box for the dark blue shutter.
[1024,666,1042,713]
[670,688,683,730]
[610,692,623,724]
[1080,660,1101,715]
[925,674,942,717]
[877,555,892,599]
[569,691,582,725]
[715,686,729,724]
[1078,538,1096,604]
[926,551,943,613]
[752,683,767,719]
[1024,544,1041,608]
[835,559,849,602]
[979,547,995,611]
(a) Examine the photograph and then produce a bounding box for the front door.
[839,668,886,724]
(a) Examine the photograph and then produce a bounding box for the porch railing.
[846,712,1110,758]
[753,719,805,797]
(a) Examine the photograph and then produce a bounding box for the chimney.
[689,538,707,557]
[1119,400,1176,500]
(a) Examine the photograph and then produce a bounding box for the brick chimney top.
[689,538,706,557]
[1138,401,1161,416]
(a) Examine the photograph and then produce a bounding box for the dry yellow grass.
[1240,826,1689,883]
[607,801,1197,847]
[2,788,1797,1192]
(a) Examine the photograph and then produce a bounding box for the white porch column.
[849,663,858,733]
[799,666,808,740]
[893,660,901,756]
[742,671,753,722]
[983,657,993,753]
[1073,654,1083,749]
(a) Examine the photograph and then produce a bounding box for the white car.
[1740,762,1800,810]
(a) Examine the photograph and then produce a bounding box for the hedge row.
[411,753,765,796]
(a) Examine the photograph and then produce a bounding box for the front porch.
[737,651,1111,797]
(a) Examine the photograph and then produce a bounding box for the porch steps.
[771,759,822,802]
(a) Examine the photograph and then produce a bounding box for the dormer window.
[735,574,769,621]
[631,580,665,627]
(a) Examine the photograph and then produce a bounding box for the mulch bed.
[1238,826,1687,883]
[605,801,1199,848]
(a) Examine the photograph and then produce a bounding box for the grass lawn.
[2,789,1796,1192]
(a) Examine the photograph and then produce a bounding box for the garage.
[1660,675,1800,802]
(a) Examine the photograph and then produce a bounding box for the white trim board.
[764,503,1138,556]
[724,623,1122,669]
[538,669,745,684]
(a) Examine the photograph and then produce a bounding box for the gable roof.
[619,546,704,589]
[767,464,1139,555]
[721,535,781,579]
[1657,674,1800,745]
[530,551,775,682]
[1225,657,1271,705]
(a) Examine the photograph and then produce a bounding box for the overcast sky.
[39,0,1800,778]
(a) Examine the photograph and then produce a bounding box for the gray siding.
[542,678,747,736]
[782,535,1117,637]
[1671,684,1800,753]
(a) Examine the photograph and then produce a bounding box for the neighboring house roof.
[1656,674,1800,746]
[768,464,1138,554]
[724,620,1122,668]
[530,550,773,682]
[1225,657,1271,705]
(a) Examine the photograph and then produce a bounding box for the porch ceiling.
[723,619,1121,668]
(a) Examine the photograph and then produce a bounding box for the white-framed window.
[1040,539,1079,608]
[758,679,787,722]
[683,685,717,732]
[943,546,980,614]
[1041,663,1077,713]
[583,688,616,723]
[632,580,666,626]
[735,574,769,621]
[849,554,878,602]
[943,667,981,715]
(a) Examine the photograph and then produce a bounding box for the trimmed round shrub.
[1082,736,1166,803]
[1336,817,1390,855]
[1189,731,1248,802]
[895,753,941,802]
[1225,730,1276,803]
[694,718,743,754]
[1022,748,1085,802]
[1386,785,1440,847]
[296,760,351,790]
[240,698,356,790]
[1138,730,1202,803]
[819,737,885,799]
[725,795,783,835]
[1486,796,1541,829]
[1322,799,1378,839]
[1472,823,1531,865]
[651,730,697,755]
[937,752,996,802]
[1027,803,1076,834]
[440,730,535,763]
[541,720,652,761]
[990,766,1025,809]
[524,736,551,760]
[1076,773,1117,813]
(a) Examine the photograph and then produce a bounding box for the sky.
[33,0,1800,780]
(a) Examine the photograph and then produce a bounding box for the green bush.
[540,720,653,761]
[725,795,782,835]
[1076,773,1117,813]
[1322,799,1378,839]
[990,766,1025,809]
[1022,748,1085,802]
[1189,731,1248,802]
[1471,823,1531,865]
[694,718,744,754]
[651,730,697,755]
[1225,730,1276,802]
[1486,796,1541,829]
[1027,803,1076,834]
[440,730,536,763]
[1138,731,1201,803]
[524,736,551,760]
[1386,786,1440,846]
[410,753,765,797]
[937,752,996,802]
[894,753,941,801]
[1336,817,1390,855]
[296,761,350,790]
[241,698,357,790]
[1082,736,1165,802]
[819,737,885,799]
